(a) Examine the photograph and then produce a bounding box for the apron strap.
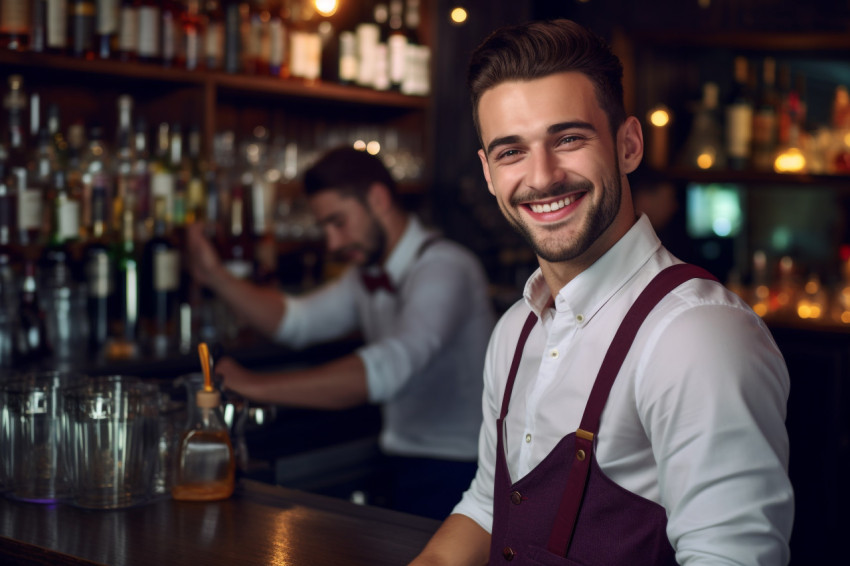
[547,263,718,557]
[499,311,538,420]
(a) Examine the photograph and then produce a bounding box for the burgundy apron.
[488,264,717,565]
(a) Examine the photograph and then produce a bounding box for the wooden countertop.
[0,480,439,565]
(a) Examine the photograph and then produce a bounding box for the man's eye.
[496,148,521,161]
[558,135,583,146]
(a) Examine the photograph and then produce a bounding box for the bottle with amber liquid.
[83,181,114,357]
[172,345,235,502]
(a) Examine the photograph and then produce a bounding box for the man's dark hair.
[302,146,398,205]
[467,19,626,143]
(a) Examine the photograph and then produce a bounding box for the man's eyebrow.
[485,121,598,157]
[316,212,342,227]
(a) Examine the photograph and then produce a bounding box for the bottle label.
[96,0,117,35]
[151,171,175,220]
[154,248,179,291]
[726,104,754,160]
[59,199,81,241]
[47,0,68,48]
[87,251,113,298]
[137,6,161,57]
[388,34,407,86]
[161,11,178,61]
[0,1,29,32]
[185,27,200,69]
[18,188,43,232]
[119,7,137,52]
[269,20,285,68]
[204,21,222,61]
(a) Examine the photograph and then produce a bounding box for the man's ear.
[478,149,496,196]
[618,116,644,175]
[366,182,392,213]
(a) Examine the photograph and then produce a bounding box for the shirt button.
[525,433,532,443]
[502,546,516,561]
[549,349,559,359]
[576,314,584,323]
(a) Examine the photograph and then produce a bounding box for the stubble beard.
[502,168,623,264]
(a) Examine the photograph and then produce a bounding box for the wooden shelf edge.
[0,50,430,110]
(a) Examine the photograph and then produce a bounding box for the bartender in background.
[186,146,496,520]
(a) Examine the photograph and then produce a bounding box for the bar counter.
[0,479,439,565]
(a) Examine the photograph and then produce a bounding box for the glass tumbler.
[64,375,158,509]
[5,370,85,503]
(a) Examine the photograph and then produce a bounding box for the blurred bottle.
[107,207,140,359]
[182,0,204,70]
[46,0,68,54]
[830,85,850,174]
[0,156,22,367]
[81,124,112,243]
[288,0,321,81]
[31,0,47,52]
[223,0,242,73]
[218,182,254,282]
[400,0,429,96]
[387,0,407,91]
[141,196,179,357]
[161,0,183,68]
[185,125,206,224]
[241,0,263,75]
[118,0,138,61]
[68,0,96,59]
[95,0,119,59]
[679,81,726,170]
[136,0,161,64]
[14,258,51,367]
[752,57,779,171]
[150,121,177,229]
[0,0,31,50]
[83,182,114,357]
[725,56,755,171]
[113,94,135,233]
[268,0,287,77]
[132,115,152,240]
[203,0,224,70]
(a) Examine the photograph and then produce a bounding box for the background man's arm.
[409,514,491,566]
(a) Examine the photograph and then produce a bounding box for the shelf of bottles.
[0,0,433,371]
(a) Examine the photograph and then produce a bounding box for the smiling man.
[410,19,793,566]
[186,146,496,520]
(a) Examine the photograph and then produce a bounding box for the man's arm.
[186,222,286,337]
[409,514,491,566]
[216,353,370,410]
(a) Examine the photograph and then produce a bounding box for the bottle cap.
[196,389,221,408]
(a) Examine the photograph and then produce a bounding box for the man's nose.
[526,149,565,192]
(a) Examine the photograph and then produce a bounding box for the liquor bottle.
[338,29,357,85]
[679,82,726,170]
[132,115,152,239]
[222,0,241,73]
[46,104,67,169]
[0,0,31,51]
[95,0,119,59]
[41,169,84,364]
[181,0,204,71]
[241,0,263,76]
[31,0,47,52]
[217,182,254,281]
[203,0,224,71]
[752,57,779,171]
[288,0,321,81]
[107,207,139,358]
[118,0,137,61]
[68,0,96,59]
[387,0,407,90]
[14,258,51,367]
[725,56,755,171]
[150,121,176,229]
[83,182,114,357]
[268,0,287,77]
[81,124,112,244]
[114,95,135,232]
[185,124,206,224]
[0,151,21,367]
[136,0,161,64]
[141,196,179,357]
[65,122,87,238]
[46,0,68,54]
[161,0,183,68]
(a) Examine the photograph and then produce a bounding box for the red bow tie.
[361,270,396,294]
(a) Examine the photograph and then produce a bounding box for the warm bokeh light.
[450,7,468,24]
[696,152,715,170]
[314,0,338,17]
[774,147,806,173]
[366,140,381,155]
[649,108,670,127]
[353,139,367,151]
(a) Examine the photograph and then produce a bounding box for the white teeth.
[530,194,578,214]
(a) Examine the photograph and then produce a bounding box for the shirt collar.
[523,214,662,322]
[370,215,432,286]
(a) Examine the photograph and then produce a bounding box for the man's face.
[476,71,633,265]
[309,189,386,267]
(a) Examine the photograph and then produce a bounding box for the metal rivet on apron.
[510,491,522,505]
[576,449,586,461]
[502,546,516,561]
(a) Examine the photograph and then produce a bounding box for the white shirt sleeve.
[358,248,484,403]
[638,303,793,565]
[274,268,361,349]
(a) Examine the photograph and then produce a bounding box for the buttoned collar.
[361,215,431,289]
[522,214,662,324]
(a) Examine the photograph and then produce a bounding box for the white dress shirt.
[276,216,496,461]
[453,215,794,565]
